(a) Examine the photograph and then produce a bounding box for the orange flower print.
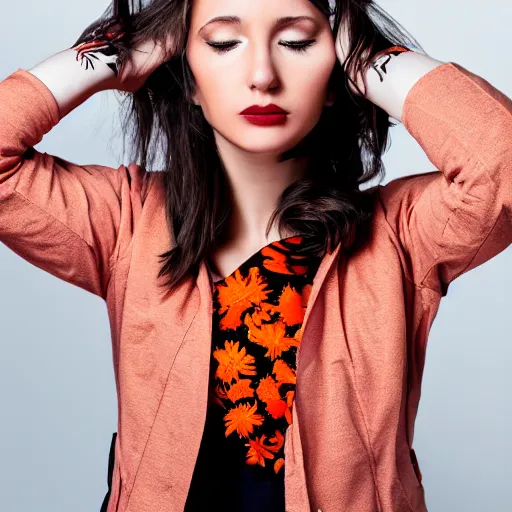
[245,430,285,467]
[214,383,228,400]
[210,383,228,408]
[283,390,295,424]
[265,399,289,420]
[245,315,300,360]
[245,436,277,467]
[277,236,302,246]
[256,376,289,420]
[274,458,285,474]
[261,240,309,275]
[272,359,296,385]
[249,301,275,327]
[217,267,271,330]
[224,402,264,438]
[301,283,313,306]
[208,385,226,408]
[226,378,255,402]
[213,340,256,384]
[209,234,321,477]
[256,375,281,402]
[274,283,305,326]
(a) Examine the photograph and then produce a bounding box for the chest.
[206,243,248,283]
[108,212,431,510]
[206,234,298,284]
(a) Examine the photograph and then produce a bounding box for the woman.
[0,0,510,510]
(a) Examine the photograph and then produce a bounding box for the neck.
[215,133,310,246]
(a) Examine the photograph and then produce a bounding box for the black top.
[184,235,322,511]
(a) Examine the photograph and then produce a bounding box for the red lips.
[239,104,288,115]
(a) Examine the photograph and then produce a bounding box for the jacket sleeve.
[377,62,512,296]
[0,68,149,299]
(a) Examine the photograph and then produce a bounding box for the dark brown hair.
[74,0,425,293]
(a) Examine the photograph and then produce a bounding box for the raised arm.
[363,51,512,296]
[0,19,173,299]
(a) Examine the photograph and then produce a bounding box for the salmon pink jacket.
[0,62,510,512]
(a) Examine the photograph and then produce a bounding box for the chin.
[234,132,308,155]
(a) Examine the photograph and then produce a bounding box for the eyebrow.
[198,15,318,35]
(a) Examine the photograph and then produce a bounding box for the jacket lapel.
[124,228,343,510]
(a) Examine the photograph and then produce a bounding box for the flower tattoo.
[71,18,126,77]
[370,45,412,82]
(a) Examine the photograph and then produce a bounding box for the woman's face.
[186,0,336,156]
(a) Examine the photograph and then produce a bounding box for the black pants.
[100,432,117,512]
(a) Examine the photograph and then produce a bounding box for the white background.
[0,1,510,510]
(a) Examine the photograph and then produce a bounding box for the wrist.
[363,51,445,121]
[28,49,116,118]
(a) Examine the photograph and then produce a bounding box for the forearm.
[27,48,115,119]
[361,51,446,122]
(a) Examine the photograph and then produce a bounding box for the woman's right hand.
[105,36,176,93]
[28,18,176,117]
[71,17,176,93]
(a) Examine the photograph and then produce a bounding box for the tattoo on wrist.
[369,46,412,82]
[71,18,126,77]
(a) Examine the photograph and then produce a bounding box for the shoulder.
[123,163,165,204]
[373,171,440,215]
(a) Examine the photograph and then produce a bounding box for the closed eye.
[206,39,316,54]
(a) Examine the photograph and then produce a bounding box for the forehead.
[189,0,324,25]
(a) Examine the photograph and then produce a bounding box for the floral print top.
[185,235,322,511]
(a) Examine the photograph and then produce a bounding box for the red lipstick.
[239,104,289,126]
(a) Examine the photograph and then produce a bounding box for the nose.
[247,43,280,93]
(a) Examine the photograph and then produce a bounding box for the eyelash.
[207,39,316,54]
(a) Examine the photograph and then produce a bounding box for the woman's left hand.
[334,17,369,97]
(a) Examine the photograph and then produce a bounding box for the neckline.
[207,234,303,285]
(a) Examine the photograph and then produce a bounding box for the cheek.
[187,49,233,110]
[193,75,232,124]
[290,44,336,94]
[294,62,336,110]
